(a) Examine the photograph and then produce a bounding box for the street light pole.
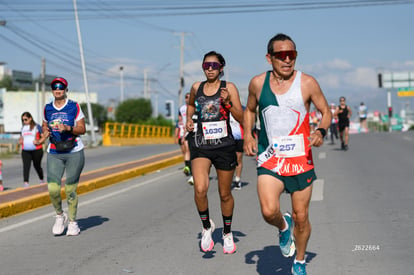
[120,66,124,102]
[73,0,96,146]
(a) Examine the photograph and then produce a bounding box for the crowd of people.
[2,32,372,275]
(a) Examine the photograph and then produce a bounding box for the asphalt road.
[0,132,413,275]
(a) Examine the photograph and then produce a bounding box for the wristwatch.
[316,128,326,138]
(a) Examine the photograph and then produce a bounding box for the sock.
[223,215,233,234]
[198,209,211,229]
[235,176,241,182]
[294,258,306,265]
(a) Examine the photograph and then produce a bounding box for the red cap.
[51,77,68,88]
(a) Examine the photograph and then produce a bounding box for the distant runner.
[335,96,352,150]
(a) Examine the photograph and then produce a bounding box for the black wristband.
[316,128,326,138]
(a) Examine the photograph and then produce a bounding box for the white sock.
[294,258,306,264]
[235,176,241,182]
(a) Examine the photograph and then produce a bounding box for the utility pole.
[154,90,158,117]
[73,0,96,146]
[174,32,190,108]
[35,82,40,123]
[144,69,148,99]
[119,66,124,103]
[387,90,392,132]
[41,58,46,109]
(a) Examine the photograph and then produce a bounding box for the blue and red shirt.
[43,99,85,154]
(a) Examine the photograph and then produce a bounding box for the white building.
[0,88,97,133]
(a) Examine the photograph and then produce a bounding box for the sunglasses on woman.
[52,83,67,90]
[202,62,221,70]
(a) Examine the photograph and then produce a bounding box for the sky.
[1,0,414,119]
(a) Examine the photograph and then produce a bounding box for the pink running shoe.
[200,219,215,252]
[223,232,236,254]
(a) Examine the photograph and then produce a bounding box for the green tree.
[80,102,108,129]
[115,98,152,123]
[0,75,15,90]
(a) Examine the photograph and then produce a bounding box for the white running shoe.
[52,212,68,235]
[187,176,194,185]
[200,219,215,252]
[222,232,236,254]
[66,221,80,236]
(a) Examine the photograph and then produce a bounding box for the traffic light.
[388,107,392,118]
[165,102,171,117]
[378,73,383,88]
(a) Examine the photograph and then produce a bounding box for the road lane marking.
[311,179,324,201]
[318,152,326,159]
[403,136,412,141]
[0,170,180,233]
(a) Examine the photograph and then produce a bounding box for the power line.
[2,0,414,20]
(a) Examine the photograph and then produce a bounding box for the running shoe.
[292,260,307,275]
[279,212,295,257]
[0,185,3,192]
[66,221,80,236]
[222,232,236,254]
[52,212,68,235]
[234,181,242,190]
[200,219,215,252]
[24,182,29,188]
[187,176,194,185]
[183,166,191,176]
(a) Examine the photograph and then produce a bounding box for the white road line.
[0,170,180,233]
[318,152,326,159]
[311,179,324,201]
[403,136,412,141]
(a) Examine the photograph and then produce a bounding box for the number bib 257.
[202,121,228,140]
[271,134,305,158]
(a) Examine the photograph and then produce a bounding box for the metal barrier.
[102,122,174,146]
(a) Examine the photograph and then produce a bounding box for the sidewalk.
[0,150,182,218]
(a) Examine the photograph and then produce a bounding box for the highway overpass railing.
[102,122,174,146]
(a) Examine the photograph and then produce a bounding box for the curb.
[0,154,183,219]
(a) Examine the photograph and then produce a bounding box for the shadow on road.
[245,246,317,274]
[77,215,109,232]
[198,227,247,259]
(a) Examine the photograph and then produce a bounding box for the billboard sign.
[397,87,414,97]
[12,70,33,89]
[381,72,414,89]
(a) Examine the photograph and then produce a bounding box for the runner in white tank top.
[243,34,331,275]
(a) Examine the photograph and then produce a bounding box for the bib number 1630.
[202,121,227,140]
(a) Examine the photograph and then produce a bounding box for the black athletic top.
[191,80,235,149]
